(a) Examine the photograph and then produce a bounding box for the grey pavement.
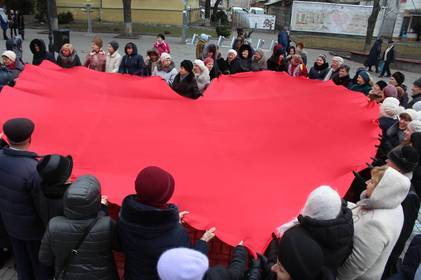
[1,28,419,87]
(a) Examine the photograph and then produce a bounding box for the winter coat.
[387,234,421,280]
[117,195,208,280]
[30,39,55,66]
[227,57,243,75]
[16,13,24,31]
[105,51,122,73]
[277,31,290,51]
[337,167,410,280]
[332,74,351,88]
[309,62,330,80]
[118,43,146,76]
[39,176,118,280]
[267,55,287,72]
[366,39,382,67]
[348,82,372,95]
[298,201,354,276]
[153,41,170,55]
[0,62,23,90]
[37,182,70,227]
[209,66,221,80]
[84,50,107,72]
[385,122,405,150]
[411,133,421,197]
[288,63,308,77]
[195,68,210,94]
[238,44,253,72]
[251,50,267,72]
[407,93,421,109]
[196,40,207,59]
[383,187,420,278]
[6,38,23,65]
[379,117,398,136]
[56,50,82,69]
[203,245,248,280]
[152,60,178,85]
[0,148,45,241]
[382,46,395,63]
[172,72,202,100]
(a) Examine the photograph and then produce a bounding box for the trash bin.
[53,29,70,53]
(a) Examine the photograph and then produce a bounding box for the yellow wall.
[57,0,201,25]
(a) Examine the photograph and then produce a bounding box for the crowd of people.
[1,28,421,280]
[0,8,24,41]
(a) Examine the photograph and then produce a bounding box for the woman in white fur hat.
[337,166,411,280]
[193,59,210,94]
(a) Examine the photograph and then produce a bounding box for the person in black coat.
[238,44,253,72]
[39,175,119,280]
[267,44,287,73]
[379,40,395,78]
[387,234,421,280]
[332,65,351,88]
[30,38,55,66]
[0,118,49,279]
[221,49,242,75]
[36,154,73,226]
[407,77,421,109]
[56,43,82,69]
[157,245,248,280]
[172,60,201,100]
[16,10,24,40]
[366,38,382,72]
[411,132,421,197]
[117,166,212,280]
[382,146,420,278]
[118,42,146,76]
[0,135,11,269]
[309,54,330,80]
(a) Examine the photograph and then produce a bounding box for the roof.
[264,0,283,5]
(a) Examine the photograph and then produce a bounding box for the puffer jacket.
[194,68,210,94]
[204,245,248,280]
[37,182,70,227]
[56,50,82,69]
[30,39,55,66]
[337,167,410,280]
[117,195,208,280]
[152,60,178,85]
[118,42,146,76]
[309,62,330,80]
[172,72,202,100]
[298,201,354,276]
[39,176,118,280]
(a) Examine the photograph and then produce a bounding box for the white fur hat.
[301,185,342,220]
[332,56,344,65]
[157,248,209,280]
[193,59,206,72]
[160,52,171,61]
[402,109,418,121]
[408,120,421,133]
[381,97,402,117]
[413,101,421,112]
[227,49,238,57]
[2,50,16,62]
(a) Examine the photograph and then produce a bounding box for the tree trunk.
[205,0,211,19]
[48,0,59,30]
[122,0,132,36]
[212,0,223,22]
[364,0,381,51]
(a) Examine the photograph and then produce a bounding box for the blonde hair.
[291,54,303,65]
[61,43,74,53]
[370,166,387,186]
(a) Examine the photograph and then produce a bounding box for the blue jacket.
[277,31,290,52]
[117,195,208,280]
[118,42,146,76]
[0,148,45,240]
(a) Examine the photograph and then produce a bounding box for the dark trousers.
[10,27,17,38]
[10,237,49,280]
[2,29,8,40]
[381,61,392,77]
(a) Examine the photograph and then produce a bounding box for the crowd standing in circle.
[0,27,421,280]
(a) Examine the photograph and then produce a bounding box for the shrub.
[216,24,231,38]
[58,12,74,24]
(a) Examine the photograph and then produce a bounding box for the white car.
[228,6,248,21]
[249,7,265,14]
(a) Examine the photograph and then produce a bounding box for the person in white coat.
[106,41,122,73]
[337,166,411,280]
[152,52,178,86]
[193,59,210,94]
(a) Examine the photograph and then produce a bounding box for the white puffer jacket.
[337,167,410,280]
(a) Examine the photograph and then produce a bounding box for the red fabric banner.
[0,62,379,253]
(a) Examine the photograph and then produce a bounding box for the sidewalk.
[0,28,419,86]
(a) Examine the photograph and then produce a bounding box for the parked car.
[249,7,265,14]
[228,6,248,21]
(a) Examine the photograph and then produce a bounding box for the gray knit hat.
[414,77,421,88]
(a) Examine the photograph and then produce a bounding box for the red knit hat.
[135,166,175,207]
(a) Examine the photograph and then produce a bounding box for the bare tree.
[364,0,381,51]
[49,0,58,30]
[122,0,132,36]
[205,0,211,18]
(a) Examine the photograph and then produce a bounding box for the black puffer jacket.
[118,42,146,76]
[332,74,351,88]
[39,176,118,280]
[298,201,354,276]
[30,39,55,66]
[309,62,330,80]
[412,133,421,197]
[37,182,70,227]
[204,245,248,280]
[117,195,208,280]
[238,44,253,72]
[172,72,202,100]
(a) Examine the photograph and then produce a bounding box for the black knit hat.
[414,77,421,88]
[180,60,193,73]
[388,146,419,173]
[277,226,324,280]
[3,118,35,144]
[109,40,119,51]
[392,72,405,85]
[376,80,388,90]
[37,154,73,186]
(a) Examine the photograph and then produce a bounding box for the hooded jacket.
[267,45,287,72]
[153,60,178,85]
[309,62,330,80]
[39,176,118,280]
[251,50,267,71]
[56,49,82,69]
[117,195,208,280]
[194,62,210,94]
[118,42,146,76]
[30,39,55,66]
[298,202,354,276]
[337,167,411,280]
[37,182,71,227]
[238,44,253,72]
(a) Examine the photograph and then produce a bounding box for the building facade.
[56,0,201,25]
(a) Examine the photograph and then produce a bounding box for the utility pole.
[47,0,54,53]
[181,0,189,43]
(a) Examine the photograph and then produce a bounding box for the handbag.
[54,218,98,279]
